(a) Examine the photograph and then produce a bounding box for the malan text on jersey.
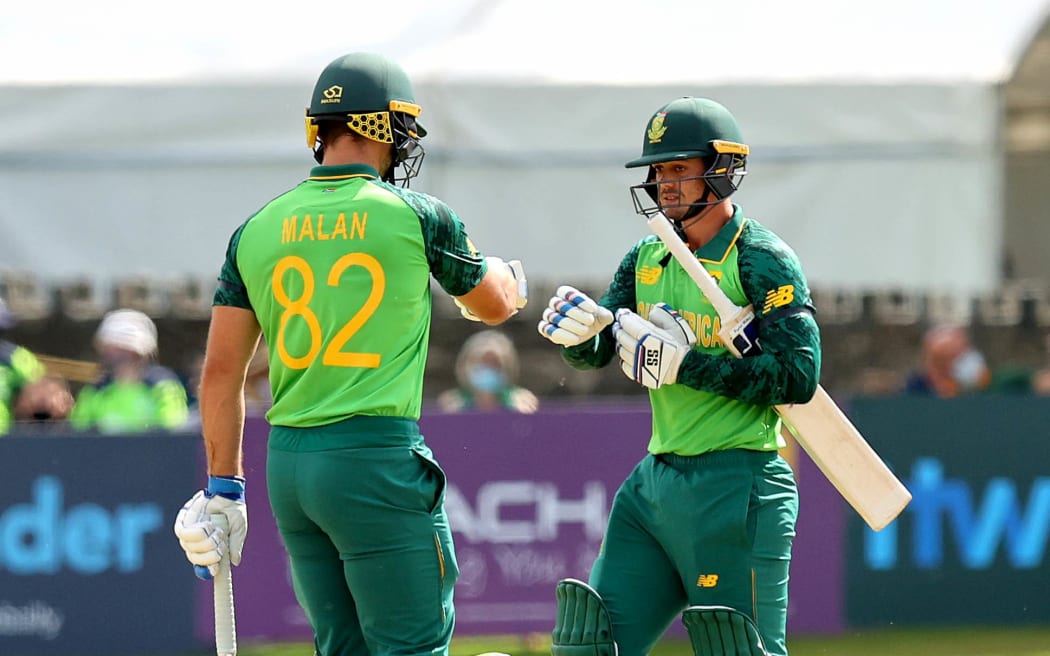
[281,212,367,243]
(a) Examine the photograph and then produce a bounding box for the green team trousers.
[589,449,798,656]
[266,417,459,656]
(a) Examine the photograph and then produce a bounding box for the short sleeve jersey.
[214,164,486,428]
[69,365,189,434]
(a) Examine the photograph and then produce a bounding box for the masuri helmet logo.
[321,85,343,104]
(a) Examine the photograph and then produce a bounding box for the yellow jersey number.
[271,253,385,369]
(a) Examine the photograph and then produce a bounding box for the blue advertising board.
[846,396,1050,626]
[0,433,201,656]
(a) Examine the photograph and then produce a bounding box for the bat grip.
[211,514,237,656]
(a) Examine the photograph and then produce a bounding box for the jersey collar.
[307,163,381,181]
[695,204,746,264]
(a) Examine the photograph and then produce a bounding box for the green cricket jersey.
[0,340,45,434]
[564,206,821,455]
[69,366,189,434]
[214,163,486,428]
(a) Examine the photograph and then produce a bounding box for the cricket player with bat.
[172,52,527,656]
[538,97,819,656]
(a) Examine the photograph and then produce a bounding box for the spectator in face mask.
[70,309,189,434]
[903,324,991,397]
[437,329,539,414]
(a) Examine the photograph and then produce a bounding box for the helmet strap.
[674,186,714,234]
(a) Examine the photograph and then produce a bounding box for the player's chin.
[660,206,686,221]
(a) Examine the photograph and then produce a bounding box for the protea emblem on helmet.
[647,113,668,143]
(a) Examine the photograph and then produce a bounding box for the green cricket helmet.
[625,97,748,220]
[305,52,427,186]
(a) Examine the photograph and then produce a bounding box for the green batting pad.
[682,605,769,656]
[550,578,617,656]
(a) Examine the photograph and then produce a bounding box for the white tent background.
[2,0,1049,303]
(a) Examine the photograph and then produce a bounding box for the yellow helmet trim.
[389,100,422,116]
[305,101,421,149]
[305,112,319,148]
[712,140,749,155]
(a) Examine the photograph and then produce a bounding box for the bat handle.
[211,514,237,656]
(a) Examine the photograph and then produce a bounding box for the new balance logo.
[696,574,719,588]
[637,266,662,285]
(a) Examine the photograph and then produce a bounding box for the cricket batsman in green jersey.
[172,52,527,656]
[538,97,821,656]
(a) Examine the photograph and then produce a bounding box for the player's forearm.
[676,350,818,404]
[199,375,246,478]
[455,257,526,324]
[676,315,821,405]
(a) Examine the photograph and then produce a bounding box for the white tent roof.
[2,0,1048,86]
[2,0,1049,299]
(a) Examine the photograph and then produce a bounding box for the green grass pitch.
[177,625,1050,656]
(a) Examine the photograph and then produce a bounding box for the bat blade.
[211,514,237,656]
[778,388,911,531]
[646,211,911,530]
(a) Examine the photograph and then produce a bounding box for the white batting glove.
[173,476,247,580]
[613,303,696,389]
[537,286,615,347]
[454,258,528,321]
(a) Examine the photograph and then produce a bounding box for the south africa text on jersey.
[281,213,367,243]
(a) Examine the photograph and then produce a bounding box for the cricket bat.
[211,514,237,656]
[647,212,911,531]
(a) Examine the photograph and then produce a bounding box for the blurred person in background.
[903,323,989,396]
[903,323,1031,397]
[70,308,189,434]
[1031,332,1050,396]
[12,375,75,430]
[1,295,73,434]
[538,97,819,656]
[172,52,527,656]
[437,329,538,414]
[1031,367,1050,395]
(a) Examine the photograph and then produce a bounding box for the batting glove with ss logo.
[613,303,697,389]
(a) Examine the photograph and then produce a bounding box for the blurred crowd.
[860,322,1050,398]
[0,291,547,437]
[6,291,1050,437]
[1,300,192,436]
